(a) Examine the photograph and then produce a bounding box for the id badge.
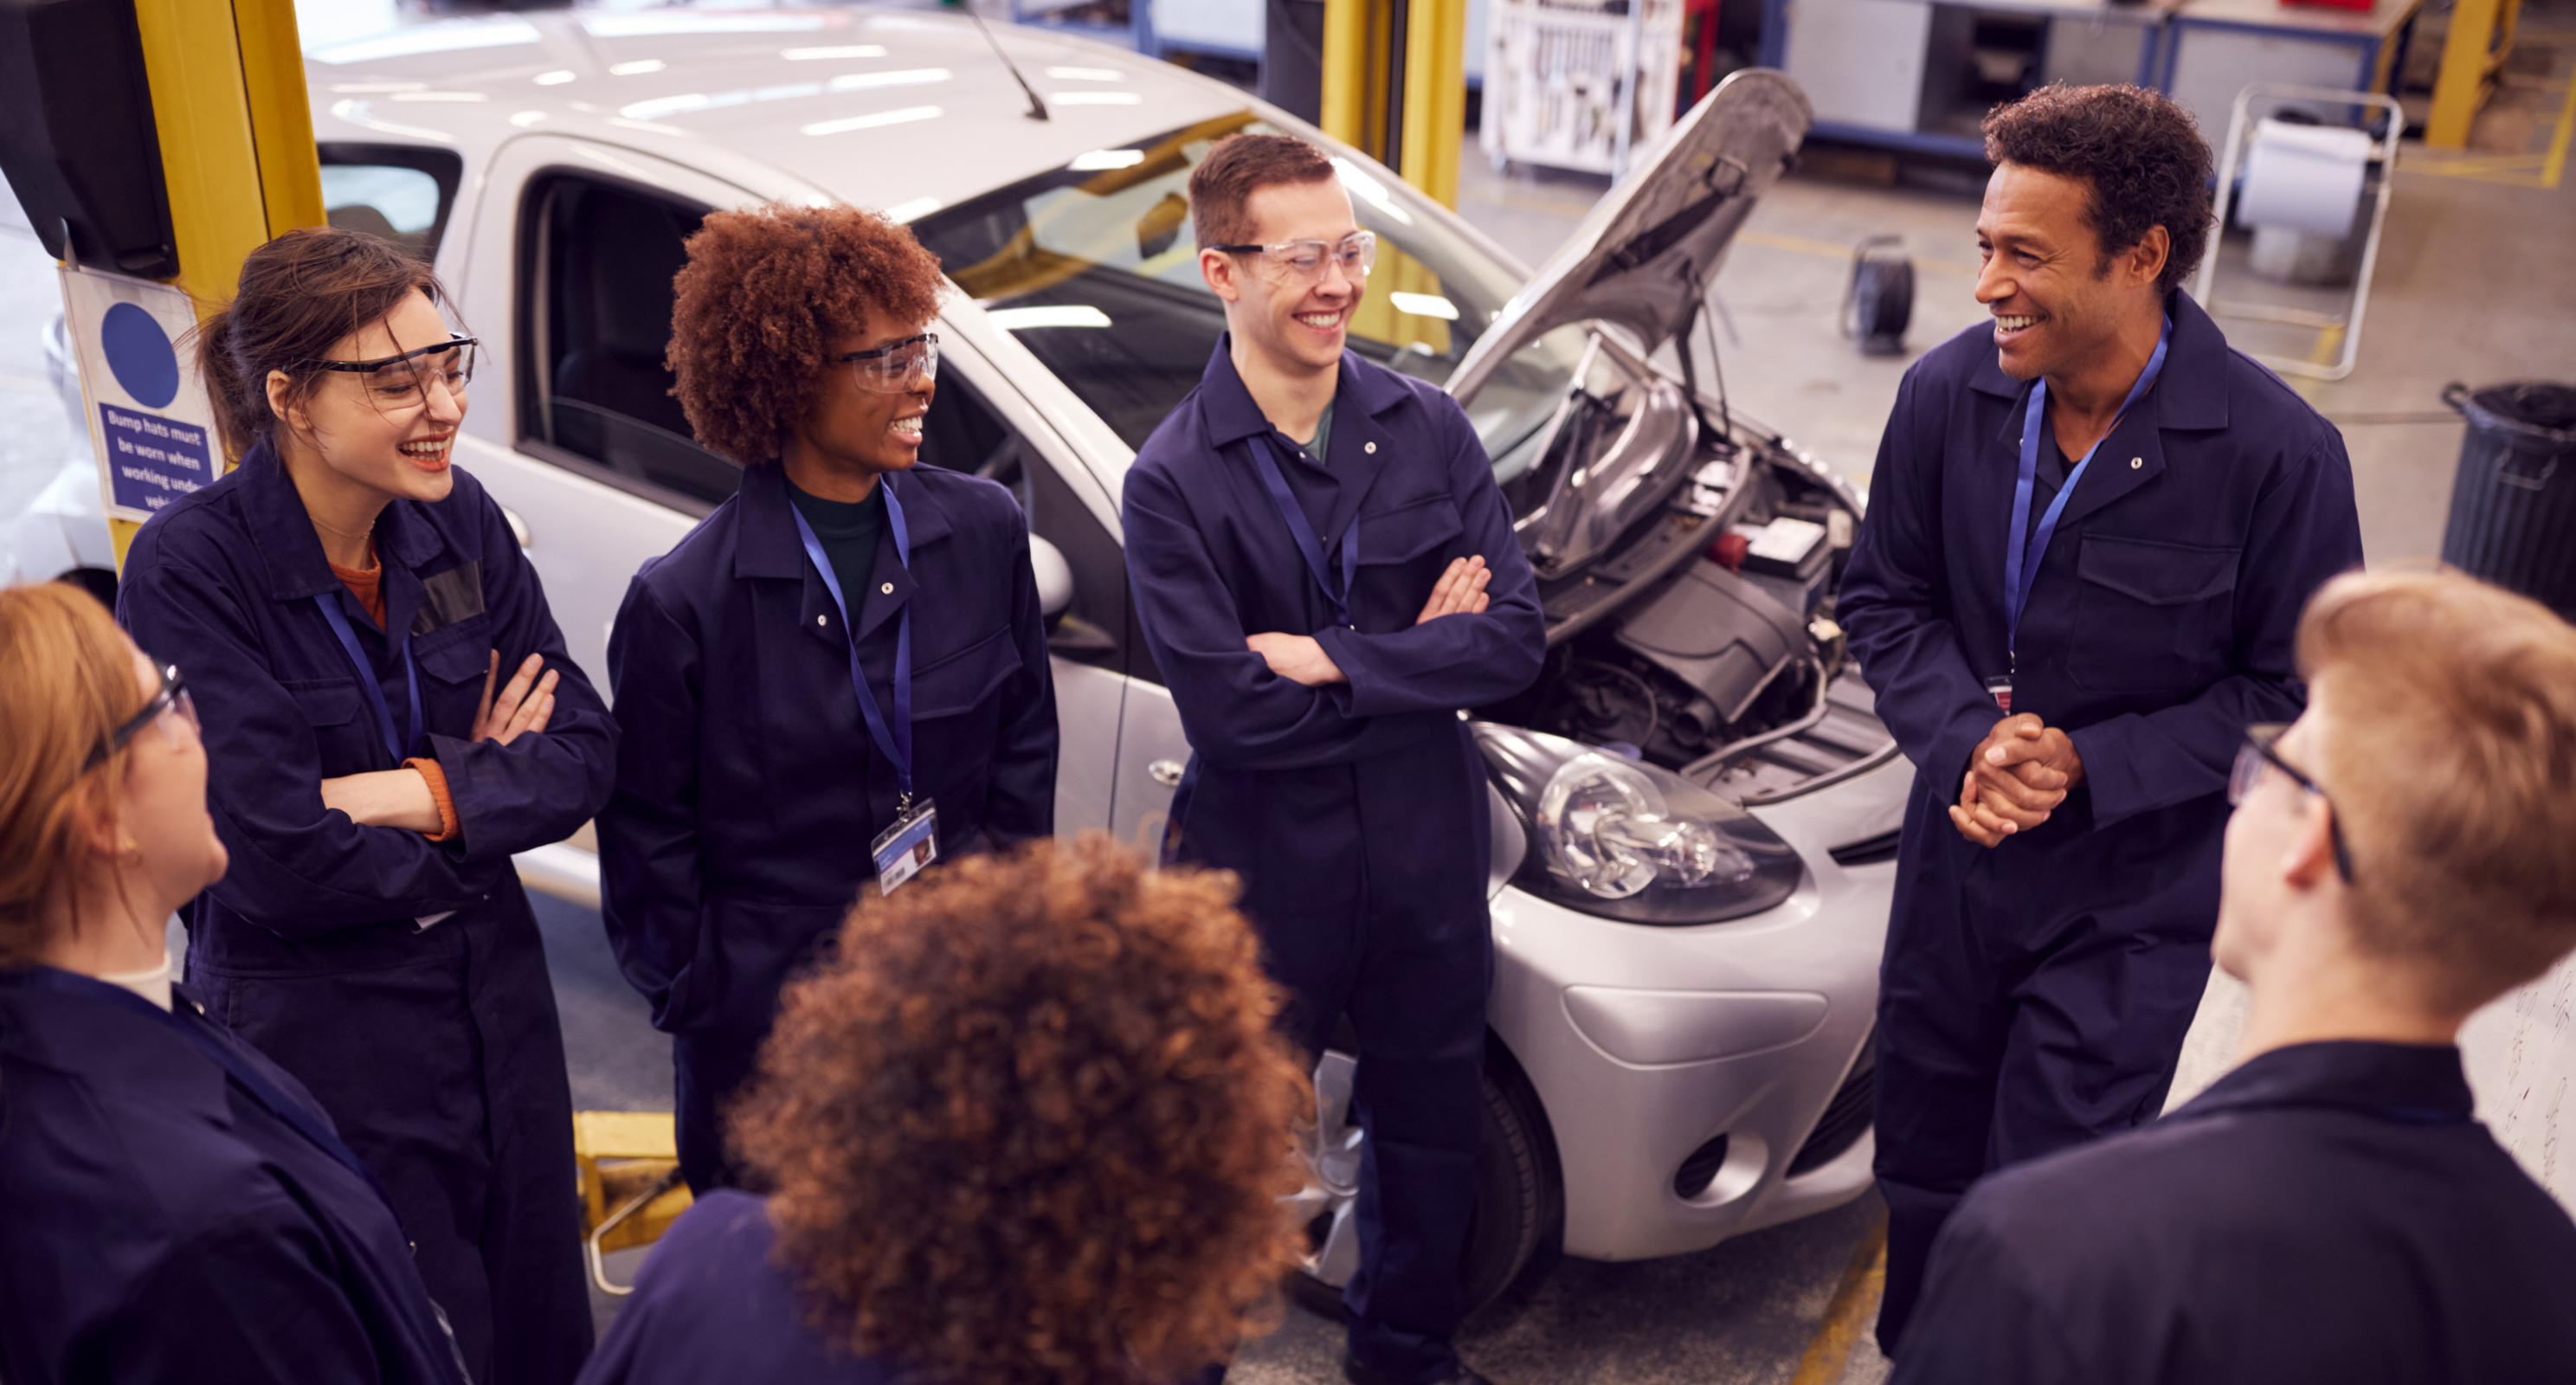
[872,797,938,895]
[1983,676,2013,713]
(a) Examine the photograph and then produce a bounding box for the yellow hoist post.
[108,0,326,570]
[1321,0,1470,356]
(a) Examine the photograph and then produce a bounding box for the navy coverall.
[1123,341,1546,1382]
[1837,292,2363,1350]
[598,461,1057,1192]
[119,443,614,1385]
[1890,1041,2576,1383]
[0,970,465,1385]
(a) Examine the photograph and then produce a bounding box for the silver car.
[27,6,1908,1307]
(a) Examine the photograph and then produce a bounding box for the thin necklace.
[309,509,376,542]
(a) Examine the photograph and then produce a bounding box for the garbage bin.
[2438,381,2576,621]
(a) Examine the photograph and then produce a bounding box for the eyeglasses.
[82,664,200,772]
[1207,231,1377,289]
[2228,723,2354,882]
[834,333,939,394]
[306,336,477,418]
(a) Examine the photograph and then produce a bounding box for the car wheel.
[1287,1041,1562,1319]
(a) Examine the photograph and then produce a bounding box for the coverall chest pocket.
[910,623,1017,790]
[2070,535,2241,694]
[1354,493,1465,616]
[415,618,498,737]
[279,676,373,770]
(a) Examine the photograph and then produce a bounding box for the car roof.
[305,6,1246,217]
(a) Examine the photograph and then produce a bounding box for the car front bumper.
[1486,746,1910,1262]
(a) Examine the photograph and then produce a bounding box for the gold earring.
[122,836,143,860]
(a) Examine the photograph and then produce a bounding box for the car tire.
[1289,1040,1562,1320]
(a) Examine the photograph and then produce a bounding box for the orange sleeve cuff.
[405,757,461,842]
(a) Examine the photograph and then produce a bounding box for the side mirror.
[1030,532,1074,623]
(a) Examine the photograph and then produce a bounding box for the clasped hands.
[1245,555,1491,687]
[1949,712,2084,848]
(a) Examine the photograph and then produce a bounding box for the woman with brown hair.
[114,227,615,1384]
[597,202,1056,1194]
[578,836,1308,1385]
[0,582,464,1384]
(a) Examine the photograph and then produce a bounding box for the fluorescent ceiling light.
[327,99,456,144]
[532,70,576,86]
[1069,149,1146,171]
[311,17,538,65]
[1390,292,1459,320]
[509,111,548,127]
[803,106,943,137]
[1050,91,1143,106]
[828,68,950,92]
[609,60,667,76]
[784,45,889,60]
[987,306,1113,331]
[584,14,829,35]
[1330,157,1414,225]
[884,196,943,224]
[1044,66,1122,81]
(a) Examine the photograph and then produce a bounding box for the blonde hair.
[0,583,146,964]
[2297,567,2576,1011]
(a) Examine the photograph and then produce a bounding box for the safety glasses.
[82,663,200,772]
[306,336,477,420]
[835,333,940,394]
[2228,723,2355,882]
[1208,231,1377,289]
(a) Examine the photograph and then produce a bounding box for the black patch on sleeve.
[412,560,486,635]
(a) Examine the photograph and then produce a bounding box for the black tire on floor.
[1290,1045,1563,1320]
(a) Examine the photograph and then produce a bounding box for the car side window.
[518,173,738,514]
[319,143,461,264]
[923,374,1156,684]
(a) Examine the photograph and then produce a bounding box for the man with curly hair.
[1836,84,2363,1351]
[1889,570,2576,1384]
[576,838,1313,1385]
[597,203,1058,1192]
[1120,132,1545,1385]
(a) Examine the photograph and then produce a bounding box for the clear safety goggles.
[2228,723,2354,882]
[307,336,477,419]
[1209,231,1377,289]
[835,332,940,394]
[83,663,200,772]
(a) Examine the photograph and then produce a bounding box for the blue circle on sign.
[101,302,182,409]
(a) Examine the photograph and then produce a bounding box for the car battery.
[1729,516,1830,619]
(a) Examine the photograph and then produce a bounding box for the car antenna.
[964,3,1050,121]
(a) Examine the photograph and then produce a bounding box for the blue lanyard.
[789,480,916,808]
[1250,435,1360,629]
[2003,317,2172,666]
[13,967,402,1217]
[313,592,423,767]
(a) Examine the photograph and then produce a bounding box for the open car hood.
[1450,69,1813,404]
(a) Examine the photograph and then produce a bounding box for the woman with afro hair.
[577,837,1310,1385]
[598,203,1058,1193]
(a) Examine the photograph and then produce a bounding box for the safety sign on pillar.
[0,0,322,572]
[60,274,222,525]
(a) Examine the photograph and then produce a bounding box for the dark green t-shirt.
[786,476,886,616]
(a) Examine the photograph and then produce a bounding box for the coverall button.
[880,583,893,595]
[1364,441,1377,454]
[816,614,827,626]
[2130,457,2143,468]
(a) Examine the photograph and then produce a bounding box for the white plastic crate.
[1480,0,1682,177]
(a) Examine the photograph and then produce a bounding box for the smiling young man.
[599,203,1058,1193]
[1121,133,1546,1385]
[1835,84,2364,1352]
[1890,569,2576,1384]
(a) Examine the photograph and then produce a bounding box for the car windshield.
[911,113,1588,492]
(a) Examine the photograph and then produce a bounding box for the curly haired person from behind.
[1893,570,2576,1384]
[0,584,465,1385]
[576,837,1310,1385]
[599,203,1058,1193]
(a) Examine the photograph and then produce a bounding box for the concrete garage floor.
[9,21,2572,1378]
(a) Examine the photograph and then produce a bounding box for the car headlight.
[1472,722,1802,925]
